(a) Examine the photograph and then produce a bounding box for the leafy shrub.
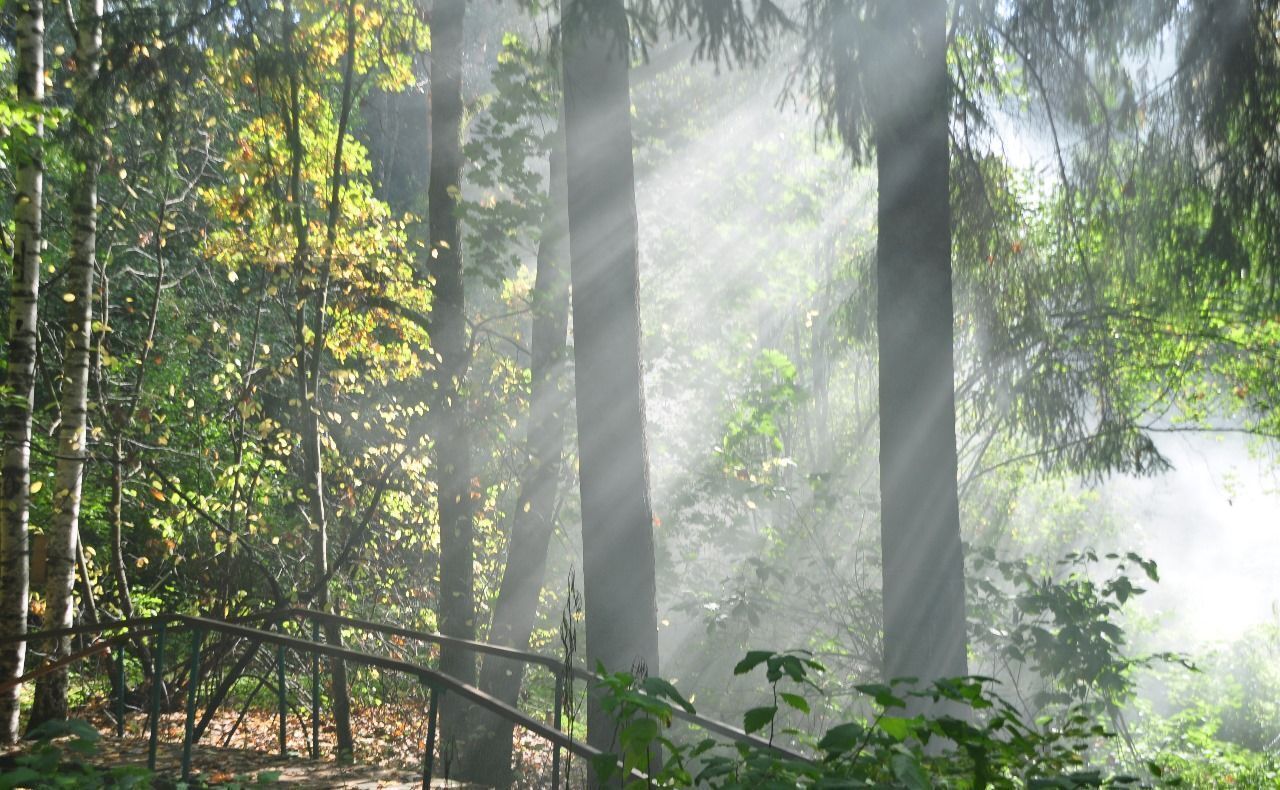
[0,719,149,789]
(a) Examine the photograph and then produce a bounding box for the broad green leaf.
[779,692,810,714]
[743,705,777,734]
[733,650,774,676]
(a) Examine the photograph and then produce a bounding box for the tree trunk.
[0,0,45,745]
[28,0,103,732]
[871,0,968,707]
[280,0,355,759]
[561,0,662,761]
[309,0,359,761]
[110,438,134,619]
[426,0,476,757]
[468,131,571,785]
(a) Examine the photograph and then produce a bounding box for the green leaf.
[778,655,807,683]
[890,751,930,789]
[733,650,774,676]
[779,692,810,714]
[817,722,864,753]
[855,683,907,709]
[878,715,914,741]
[0,767,44,789]
[743,705,777,734]
[641,677,696,713]
[620,717,660,754]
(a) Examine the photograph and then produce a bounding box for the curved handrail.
[1,612,617,783]
[281,607,814,764]
[4,607,815,769]
[178,615,603,762]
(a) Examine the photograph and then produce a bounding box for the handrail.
[281,607,814,764]
[1,612,619,784]
[0,614,181,646]
[177,616,604,763]
[0,607,290,647]
[286,607,566,671]
[6,607,814,772]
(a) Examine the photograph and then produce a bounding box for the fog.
[1118,433,1280,646]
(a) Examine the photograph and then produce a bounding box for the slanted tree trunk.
[561,0,662,759]
[426,0,476,754]
[0,0,45,745]
[28,0,103,733]
[469,131,571,785]
[871,0,968,704]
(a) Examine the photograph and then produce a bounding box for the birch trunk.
[0,0,45,745]
[26,0,103,732]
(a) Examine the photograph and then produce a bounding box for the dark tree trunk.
[468,132,571,785]
[426,0,476,755]
[871,0,968,706]
[561,0,662,760]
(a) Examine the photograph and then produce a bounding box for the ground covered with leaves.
[60,699,567,787]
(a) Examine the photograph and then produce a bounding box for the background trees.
[0,0,1275,783]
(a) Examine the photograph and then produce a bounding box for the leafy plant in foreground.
[0,719,149,789]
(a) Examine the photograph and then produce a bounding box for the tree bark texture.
[561,0,662,759]
[29,0,103,732]
[426,0,477,755]
[0,0,45,745]
[469,131,571,784]
[871,0,969,704]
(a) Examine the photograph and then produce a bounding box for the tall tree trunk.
[309,0,358,761]
[426,0,476,755]
[0,0,45,745]
[871,0,968,707]
[561,0,661,760]
[468,131,571,785]
[28,0,103,732]
[279,0,355,760]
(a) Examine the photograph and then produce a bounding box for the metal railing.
[1,608,812,785]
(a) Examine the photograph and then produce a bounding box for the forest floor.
[1,700,576,787]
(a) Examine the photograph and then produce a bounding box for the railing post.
[311,618,320,760]
[148,621,167,770]
[422,682,440,789]
[277,640,288,756]
[115,642,127,737]
[552,671,564,789]
[181,627,205,781]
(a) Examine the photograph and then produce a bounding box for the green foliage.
[595,660,1157,788]
[458,33,559,288]
[592,663,698,787]
[719,349,801,478]
[0,720,150,789]
[969,548,1192,727]
[596,548,1273,787]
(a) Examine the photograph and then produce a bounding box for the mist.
[0,0,1277,785]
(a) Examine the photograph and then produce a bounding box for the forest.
[0,0,1277,786]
